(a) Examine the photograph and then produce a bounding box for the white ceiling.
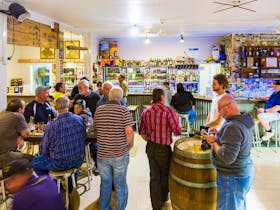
[4,0,280,38]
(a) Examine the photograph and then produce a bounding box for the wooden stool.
[129,105,140,132]
[49,168,77,210]
[79,143,94,190]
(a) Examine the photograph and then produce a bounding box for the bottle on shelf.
[270,48,274,56]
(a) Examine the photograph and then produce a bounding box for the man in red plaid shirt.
[139,88,181,210]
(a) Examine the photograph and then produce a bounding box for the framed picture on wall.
[40,47,55,59]
[65,40,80,59]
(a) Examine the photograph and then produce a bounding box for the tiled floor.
[79,134,280,210]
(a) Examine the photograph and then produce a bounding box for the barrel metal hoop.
[170,173,217,189]
[171,203,182,210]
[173,156,215,169]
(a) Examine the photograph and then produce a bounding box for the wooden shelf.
[18,59,55,63]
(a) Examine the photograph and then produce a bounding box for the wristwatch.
[264,109,266,113]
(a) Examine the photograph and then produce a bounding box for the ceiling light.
[179,34,184,43]
[130,24,139,36]
[0,3,30,22]
[144,35,151,44]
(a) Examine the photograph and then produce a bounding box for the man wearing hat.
[1,159,65,210]
[24,85,56,124]
[73,99,93,125]
[257,80,280,141]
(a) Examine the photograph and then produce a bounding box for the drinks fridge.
[198,63,222,97]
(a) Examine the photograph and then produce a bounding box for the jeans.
[217,171,254,210]
[146,141,172,210]
[179,109,196,125]
[31,155,83,192]
[98,152,129,210]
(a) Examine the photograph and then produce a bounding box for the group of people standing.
[1,71,280,210]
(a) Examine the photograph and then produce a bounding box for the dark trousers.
[146,141,172,210]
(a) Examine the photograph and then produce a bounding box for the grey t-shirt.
[0,111,28,153]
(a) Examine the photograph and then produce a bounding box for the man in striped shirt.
[139,88,181,210]
[94,87,134,210]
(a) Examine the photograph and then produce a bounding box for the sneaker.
[94,169,100,176]
[262,131,275,141]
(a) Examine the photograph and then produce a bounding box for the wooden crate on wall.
[7,16,58,49]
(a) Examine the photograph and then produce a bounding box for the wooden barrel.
[169,137,217,210]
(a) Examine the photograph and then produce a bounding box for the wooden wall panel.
[7,16,58,48]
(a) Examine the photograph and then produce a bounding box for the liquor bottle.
[255,47,259,56]
[270,48,274,56]
[241,46,246,60]
[248,47,252,56]
[255,60,259,67]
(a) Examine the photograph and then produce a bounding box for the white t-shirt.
[209,92,226,130]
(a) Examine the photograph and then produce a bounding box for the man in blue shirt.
[257,80,280,141]
[32,96,86,191]
[97,81,126,107]
[24,86,56,124]
[2,159,65,210]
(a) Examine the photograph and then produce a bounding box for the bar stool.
[267,119,280,148]
[178,113,190,137]
[129,105,140,132]
[253,119,262,148]
[0,169,8,210]
[49,168,77,210]
[79,142,94,190]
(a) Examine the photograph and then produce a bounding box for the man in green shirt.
[118,73,128,105]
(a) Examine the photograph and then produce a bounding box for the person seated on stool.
[1,159,65,210]
[0,99,33,168]
[31,96,86,193]
[171,83,196,134]
[257,80,280,141]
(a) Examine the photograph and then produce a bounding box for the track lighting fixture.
[0,3,30,22]
[179,34,184,43]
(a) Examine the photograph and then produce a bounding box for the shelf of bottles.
[228,78,275,98]
[168,58,199,94]
[240,46,280,78]
[144,66,168,92]
[62,67,84,92]
[127,66,145,92]
[101,58,199,93]
[103,66,123,86]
